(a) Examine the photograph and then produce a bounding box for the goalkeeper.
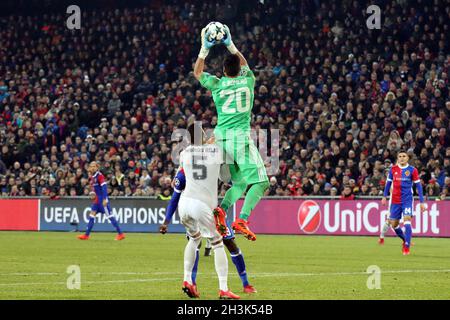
[193,25,269,241]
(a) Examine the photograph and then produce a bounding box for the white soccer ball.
[206,21,226,42]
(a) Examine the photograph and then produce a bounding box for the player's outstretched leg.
[212,238,240,300]
[224,238,256,293]
[215,179,247,236]
[78,212,96,240]
[239,181,269,222]
[182,232,201,298]
[220,180,247,215]
[379,220,390,245]
[232,181,269,241]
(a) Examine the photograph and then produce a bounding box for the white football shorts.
[178,195,222,242]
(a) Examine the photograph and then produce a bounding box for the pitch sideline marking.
[1,269,450,277]
[0,269,450,286]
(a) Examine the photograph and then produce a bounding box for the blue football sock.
[108,216,122,234]
[404,222,412,248]
[394,226,405,242]
[231,250,249,287]
[85,216,95,236]
[191,249,199,285]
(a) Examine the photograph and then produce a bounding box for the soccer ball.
[205,21,226,42]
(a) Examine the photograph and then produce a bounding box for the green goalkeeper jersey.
[199,65,255,140]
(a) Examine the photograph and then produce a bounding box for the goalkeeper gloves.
[199,27,215,59]
[222,24,238,54]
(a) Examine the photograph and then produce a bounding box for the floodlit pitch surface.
[0,231,449,299]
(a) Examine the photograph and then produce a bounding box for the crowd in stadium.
[0,0,449,200]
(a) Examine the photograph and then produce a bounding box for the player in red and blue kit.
[159,168,257,295]
[382,150,425,255]
[78,162,125,241]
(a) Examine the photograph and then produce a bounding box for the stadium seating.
[0,0,448,198]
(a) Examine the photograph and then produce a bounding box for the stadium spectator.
[0,0,448,200]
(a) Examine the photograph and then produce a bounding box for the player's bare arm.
[235,50,248,67]
[222,25,247,66]
[193,57,205,80]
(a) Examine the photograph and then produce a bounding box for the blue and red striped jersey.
[385,164,422,204]
[90,171,108,204]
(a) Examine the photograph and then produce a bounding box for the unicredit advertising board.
[0,198,449,237]
[236,199,449,237]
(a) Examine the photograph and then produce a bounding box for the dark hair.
[187,122,203,145]
[223,54,241,77]
[397,149,408,157]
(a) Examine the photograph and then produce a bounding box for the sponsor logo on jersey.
[394,177,410,181]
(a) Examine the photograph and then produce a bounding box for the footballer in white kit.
[178,122,240,300]
[178,143,223,239]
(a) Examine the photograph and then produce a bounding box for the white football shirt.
[179,144,223,209]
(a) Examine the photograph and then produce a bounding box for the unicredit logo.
[296,201,440,235]
[297,200,321,234]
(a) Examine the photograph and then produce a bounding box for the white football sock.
[213,242,228,291]
[380,220,390,238]
[184,236,201,283]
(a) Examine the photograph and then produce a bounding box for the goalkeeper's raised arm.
[221,24,248,67]
[194,24,248,80]
[194,27,215,80]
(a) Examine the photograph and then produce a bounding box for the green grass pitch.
[0,231,449,300]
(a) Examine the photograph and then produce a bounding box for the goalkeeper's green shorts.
[216,135,268,185]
